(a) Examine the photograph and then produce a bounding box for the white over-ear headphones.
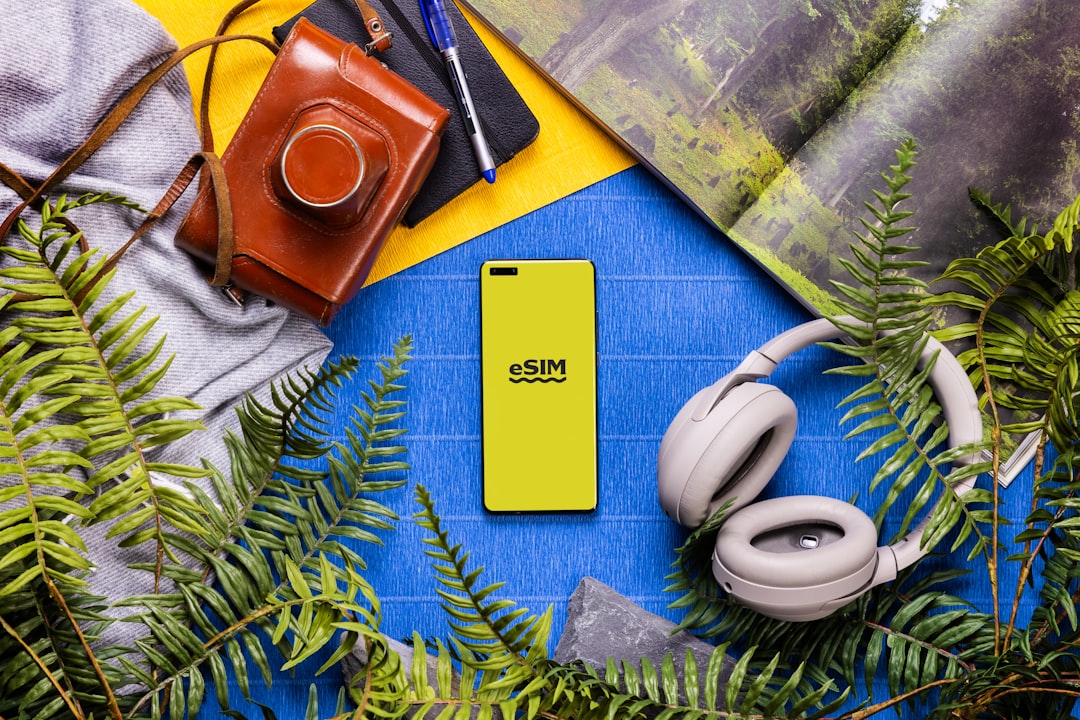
[656,317,982,622]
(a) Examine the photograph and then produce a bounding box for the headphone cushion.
[658,382,797,528]
[714,495,878,590]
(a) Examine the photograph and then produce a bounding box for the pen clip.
[417,0,438,49]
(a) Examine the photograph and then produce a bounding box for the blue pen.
[419,0,497,183]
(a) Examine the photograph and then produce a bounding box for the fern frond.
[932,190,1080,449]
[341,632,409,717]
[824,139,991,556]
[116,341,414,719]
[120,519,392,718]
[1014,292,1080,450]
[2,193,418,720]
[1,193,216,720]
[932,188,1080,674]
[118,555,384,720]
[415,484,552,667]
[0,571,152,720]
[3,194,207,575]
[186,341,410,600]
[547,643,846,720]
[863,591,983,702]
[1021,452,1080,646]
[0,340,93,595]
[413,484,554,715]
[663,503,730,634]
[969,186,1035,239]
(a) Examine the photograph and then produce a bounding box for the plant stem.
[1005,421,1053,648]
[841,678,954,719]
[974,674,1080,708]
[348,635,379,719]
[127,594,342,719]
[0,615,85,720]
[972,286,1005,655]
[8,392,121,720]
[862,620,974,672]
[44,574,122,720]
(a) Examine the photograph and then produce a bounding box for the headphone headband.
[690,318,982,461]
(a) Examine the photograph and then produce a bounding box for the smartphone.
[480,259,597,512]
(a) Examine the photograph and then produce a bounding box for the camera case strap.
[1,0,450,326]
[176,3,450,325]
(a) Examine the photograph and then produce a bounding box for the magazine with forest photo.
[460,0,1080,484]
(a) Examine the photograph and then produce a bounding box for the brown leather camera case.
[176,18,449,325]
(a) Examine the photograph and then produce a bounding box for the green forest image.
[463,0,1080,315]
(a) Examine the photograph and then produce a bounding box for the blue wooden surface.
[214,164,1036,717]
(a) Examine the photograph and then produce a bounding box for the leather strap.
[0,30,270,309]
[0,160,89,254]
[198,0,278,155]
[352,0,394,54]
[197,0,392,153]
[0,32,276,247]
[102,152,233,285]
[50,152,234,307]
[0,162,33,201]
[0,0,391,302]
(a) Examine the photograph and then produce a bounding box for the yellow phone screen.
[480,259,597,512]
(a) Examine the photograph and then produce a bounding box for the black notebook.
[273,0,539,227]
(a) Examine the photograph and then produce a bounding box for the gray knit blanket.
[0,0,333,623]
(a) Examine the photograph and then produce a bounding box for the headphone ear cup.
[658,382,797,528]
[712,496,880,621]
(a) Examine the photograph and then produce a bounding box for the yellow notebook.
[135,0,634,282]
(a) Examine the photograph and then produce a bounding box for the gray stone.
[554,577,735,703]
[341,577,734,711]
